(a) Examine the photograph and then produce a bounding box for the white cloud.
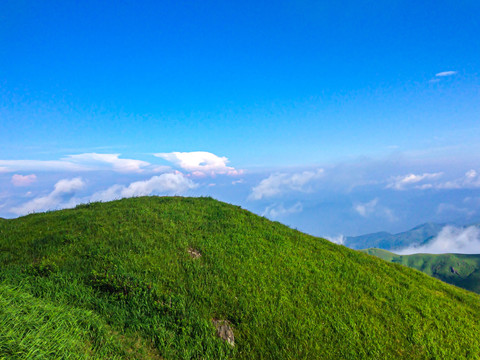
[262,202,303,218]
[0,167,8,173]
[0,160,90,173]
[435,71,457,77]
[249,169,324,200]
[89,172,198,202]
[10,178,85,215]
[397,225,480,254]
[154,151,241,176]
[11,174,37,187]
[387,170,480,191]
[64,153,150,173]
[325,234,345,245]
[386,172,443,190]
[0,153,152,173]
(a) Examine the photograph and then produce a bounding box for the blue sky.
[1,1,480,242]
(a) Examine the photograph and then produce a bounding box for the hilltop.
[362,248,480,294]
[2,197,480,359]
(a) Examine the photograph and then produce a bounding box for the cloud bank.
[10,178,85,215]
[89,173,197,202]
[397,225,480,254]
[10,172,198,216]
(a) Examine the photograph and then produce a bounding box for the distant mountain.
[345,223,445,250]
[362,248,480,294]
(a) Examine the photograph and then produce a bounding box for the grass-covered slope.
[2,197,480,359]
[362,248,480,294]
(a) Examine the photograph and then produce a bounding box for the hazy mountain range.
[345,223,456,250]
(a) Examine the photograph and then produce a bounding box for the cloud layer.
[397,225,480,254]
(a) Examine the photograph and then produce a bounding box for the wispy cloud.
[435,71,458,77]
[436,203,475,217]
[0,153,154,173]
[353,198,379,217]
[436,170,480,189]
[262,202,303,218]
[249,169,324,200]
[397,225,480,254]
[353,198,396,221]
[11,174,37,187]
[10,178,85,215]
[0,160,90,173]
[154,151,241,177]
[64,153,150,173]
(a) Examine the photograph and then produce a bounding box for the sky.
[1,1,480,247]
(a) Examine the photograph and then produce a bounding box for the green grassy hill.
[2,197,480,359]
[362,248,480,294]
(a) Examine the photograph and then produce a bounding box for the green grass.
[2,196,480,359]
[362,248,480,294]
[0,283,160,359]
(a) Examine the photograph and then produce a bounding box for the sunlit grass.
[1,196,480,359]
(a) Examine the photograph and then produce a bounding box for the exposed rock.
[212,319,235,347]
[451,266,459,275]
[188,247,201,259]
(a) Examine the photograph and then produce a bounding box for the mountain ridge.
[345,222,446,250]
